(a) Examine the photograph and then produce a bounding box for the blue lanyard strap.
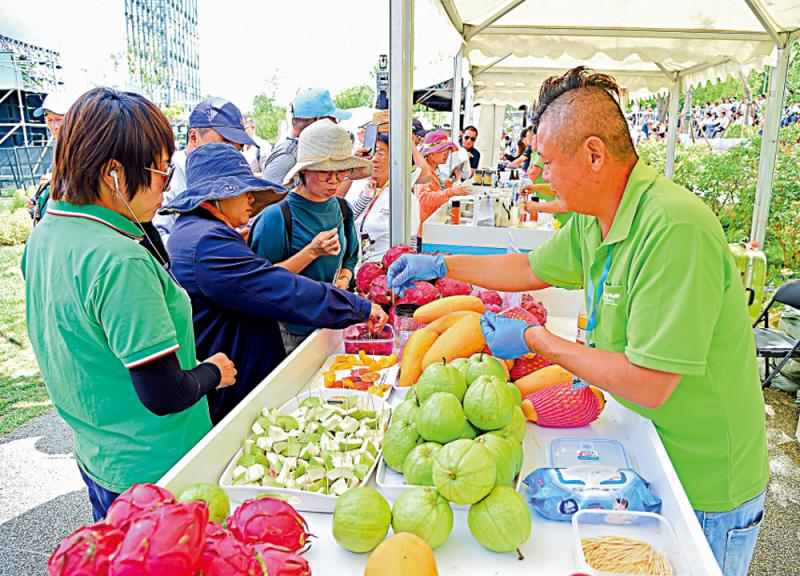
[585,246,615,335]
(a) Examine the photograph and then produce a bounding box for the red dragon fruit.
[510,354,553,379]
[227,497,312,553]
[109,502,207,576]
[382,243,415,270]
[485,303,502,313]
[48,522,125,576]
[478,290,503,307]
[104,483,176,530]
[367,274,392,305]
[204,521,229,541]
[254,546,312,576]
[521,295,548,325]
[395,281,439,306]
[355,261,385,294]
[198,531,263,576]
[435,277,472,297]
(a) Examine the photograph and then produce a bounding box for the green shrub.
[0,209,32,245]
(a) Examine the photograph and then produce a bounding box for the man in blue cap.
[154,96,256,243]
[260,88,352,185]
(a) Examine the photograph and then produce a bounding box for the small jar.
[450,200,461,225]
[393,303,420,350]
[576,309,588,345]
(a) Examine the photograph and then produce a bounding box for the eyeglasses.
[146,163,175,193]
[314,169,352,183]
[463,135,476,142]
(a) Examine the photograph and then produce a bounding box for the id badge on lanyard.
[572,246,615,391]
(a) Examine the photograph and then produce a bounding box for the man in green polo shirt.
[387,67,768,576]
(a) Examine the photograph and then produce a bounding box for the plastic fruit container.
[572,510,687,575]
[343,323,395,356]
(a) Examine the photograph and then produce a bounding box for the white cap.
[34,91,78,118]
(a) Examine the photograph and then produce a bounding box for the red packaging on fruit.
[382,244,415,270]
[227,497,312,553]
[48,523,125,576]
[104,483,176,530]
[501,306,541,325]
[109,502,207,576]
[521,295,548,325]
[510,354,553,380]
[199,531,262,576]
[435,277,472,297]
[355,262,385,294]
[255,545,312,576]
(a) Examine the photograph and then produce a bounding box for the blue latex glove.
[386,254,448,297]
[480,312,537,359]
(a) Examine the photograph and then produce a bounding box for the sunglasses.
[463,135,476,142]
[146,163,175,193]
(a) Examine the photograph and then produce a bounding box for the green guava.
[392,399,419,427]
[493,406,526,444]
[333,487,392,553]
[468,486,531,558]
[403,442,441,486]
[460,419,479,440]
[416,392,467,444]
[177,483,230,523]
[476,433,516,486]
[463,375,515,431]
[415,361,468,404]
[510,439,524,476]
[383,420,422,472]
[391,487,453,549]
[450,357,469,378]
[432,439,496,505]
[465,353,508,386]
[507,382,522,407]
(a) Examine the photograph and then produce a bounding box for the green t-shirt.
[529,160,769,512]
[529,152,571,226]
[22,200,211,493]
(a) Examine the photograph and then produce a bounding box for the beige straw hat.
[283,119,373,186]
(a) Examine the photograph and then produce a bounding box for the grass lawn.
[0,244,50,435]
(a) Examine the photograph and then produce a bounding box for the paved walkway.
[0,390,798,575]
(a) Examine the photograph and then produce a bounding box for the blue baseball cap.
[161,143,286,218]
[189,97,256,147]
[292,88,352,121]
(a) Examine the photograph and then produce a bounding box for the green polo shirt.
[22,200,211,493]
[529,160,769,512]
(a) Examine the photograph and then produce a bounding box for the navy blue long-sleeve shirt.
[168,211,371,423]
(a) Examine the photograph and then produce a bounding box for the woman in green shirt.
[22,88,236,521]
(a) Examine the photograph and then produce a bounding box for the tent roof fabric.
[433,0,800,103]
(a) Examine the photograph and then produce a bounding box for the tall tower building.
[124,0,200,107]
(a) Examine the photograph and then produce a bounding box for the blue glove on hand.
[386,254,448,297]
[480,312,536,360]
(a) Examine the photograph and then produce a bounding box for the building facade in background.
[124,0,200,108]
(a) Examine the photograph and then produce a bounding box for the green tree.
[252,79,286,143]
[333,85,375,109]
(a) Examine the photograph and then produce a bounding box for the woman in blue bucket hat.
[161,143,387,424]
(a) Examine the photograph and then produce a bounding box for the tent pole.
[750,45,790,246]
[464,82,474,127]
[451,52,463,142]
[665,78,681,179]
[390,0,414,246]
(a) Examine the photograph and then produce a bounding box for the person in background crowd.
[242,114,272,175]
[462,125,481,170]
[29,91,77,224]
[260,88,351,184]
[251,120,371,352]
[345,111,431,262]
[507,126,534,170]
[388,66,769,576]
[153,97,256,244]
[440,124,471,181]
[414,130,469,242]
[412,117,427,148]
[23,88,237,520]
[163,143,386,423]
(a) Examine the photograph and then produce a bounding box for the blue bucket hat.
[161,143,286,217]
[189,97,256,147]
[292,88,352,121]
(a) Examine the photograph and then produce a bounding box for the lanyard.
[573,245,615,390]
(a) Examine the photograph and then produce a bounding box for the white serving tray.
[218,389,391,513]
[314,353,398,400]
[375,437,526,509]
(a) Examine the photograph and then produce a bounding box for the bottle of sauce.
[576,307,588,345]
[450,200,461,225]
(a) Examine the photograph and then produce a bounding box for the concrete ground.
[0,390,798,575]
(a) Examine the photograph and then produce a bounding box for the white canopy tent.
[388,0,800,246]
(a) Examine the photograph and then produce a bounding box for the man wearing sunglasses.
[154,97,256,244]
[462,125,481,171]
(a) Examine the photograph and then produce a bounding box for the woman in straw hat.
[252,119,376,351]
[163,142,387,422]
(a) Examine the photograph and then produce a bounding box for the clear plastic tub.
[551,438,630,469]
[572,510,687,576]
[343,323,395,356]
